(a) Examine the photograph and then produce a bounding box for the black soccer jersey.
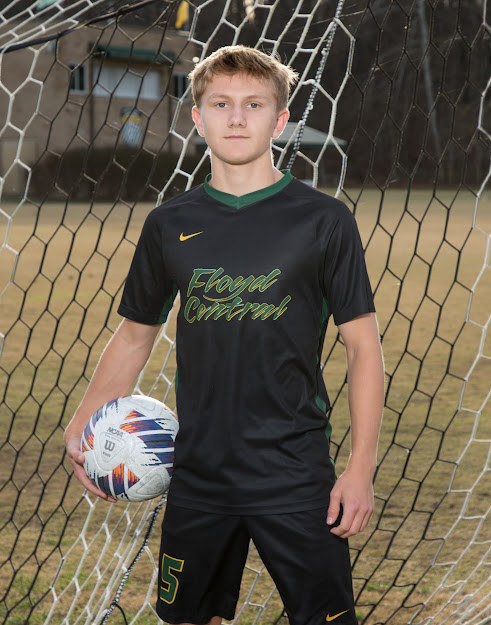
[118,172,375,514]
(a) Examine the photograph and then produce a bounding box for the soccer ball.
[81,395,179,502]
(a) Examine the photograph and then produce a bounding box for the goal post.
[0,1,490,624]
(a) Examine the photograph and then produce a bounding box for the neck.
[208,156,284,196]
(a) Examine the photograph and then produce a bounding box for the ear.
[192,105,205,137]
[272,109,290,139]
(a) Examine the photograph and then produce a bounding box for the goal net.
[1,1,490,624]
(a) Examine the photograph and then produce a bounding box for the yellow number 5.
[160,553,184,604]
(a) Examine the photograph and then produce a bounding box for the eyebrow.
[208,93,270,101]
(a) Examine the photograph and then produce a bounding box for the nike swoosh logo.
[326,610,349,622]
[180,231,203,241]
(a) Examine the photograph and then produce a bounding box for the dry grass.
[0,187,490,624]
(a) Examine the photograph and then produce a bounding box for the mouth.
[226,135,248,139]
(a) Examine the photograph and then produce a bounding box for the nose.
[228,105,246,127]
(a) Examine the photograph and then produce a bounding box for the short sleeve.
[322,204,375,326]
[118,211,177,325]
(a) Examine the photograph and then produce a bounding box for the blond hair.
[188,45,298,111]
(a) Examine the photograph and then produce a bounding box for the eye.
[249,102,259,109]
[216,102,227,108]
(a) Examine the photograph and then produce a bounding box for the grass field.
[0,187,490,625]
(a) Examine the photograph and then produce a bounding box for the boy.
[65,46,384,625]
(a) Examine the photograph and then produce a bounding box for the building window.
[69,63,86,93]
[173,72,190,100]
[92,65,161,100]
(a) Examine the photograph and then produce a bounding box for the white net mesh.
[0,1,490,624]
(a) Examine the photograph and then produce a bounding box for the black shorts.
[156,503,357,625]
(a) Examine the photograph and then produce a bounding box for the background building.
[0,0,196,197]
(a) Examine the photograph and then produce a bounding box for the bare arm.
[327,312,384,537]
[64,318,161,502]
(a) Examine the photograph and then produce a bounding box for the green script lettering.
[204,268,224,293]
[249,269,281,293]
[184,268,291,323]
[184,296,200,322]
[273,296,291,320]
[187,269,215,297]
[204,274,255,303]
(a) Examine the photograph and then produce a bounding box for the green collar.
[204,170,293,209]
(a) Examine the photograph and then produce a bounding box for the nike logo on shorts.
[326,610,349,621]
[180,231,203,241]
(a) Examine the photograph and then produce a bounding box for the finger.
[66,443,85,466]
[70,451,85,465]
[66,444,116,502]
[359,506,374,534]
[354,502,374,536]
[330,506,356,536]
[327,491,341,526]
[73,462,117,503]
[344,513,364,538]
[82,478,118,503]
[334,505,372,538]
[85,484,118,503]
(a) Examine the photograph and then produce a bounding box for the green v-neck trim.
[204,170,293,209]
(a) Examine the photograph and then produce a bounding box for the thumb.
[327,489,341,525]
[65,436,84,464]
[69,448,85,465]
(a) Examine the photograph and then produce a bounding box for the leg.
[246,507,357,625]
[156,503,250,624]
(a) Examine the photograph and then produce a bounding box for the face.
[192,73,289,168]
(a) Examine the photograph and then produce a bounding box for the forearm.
[327,314,384,535]
[345,333,384,475]
[64,319,160,441]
